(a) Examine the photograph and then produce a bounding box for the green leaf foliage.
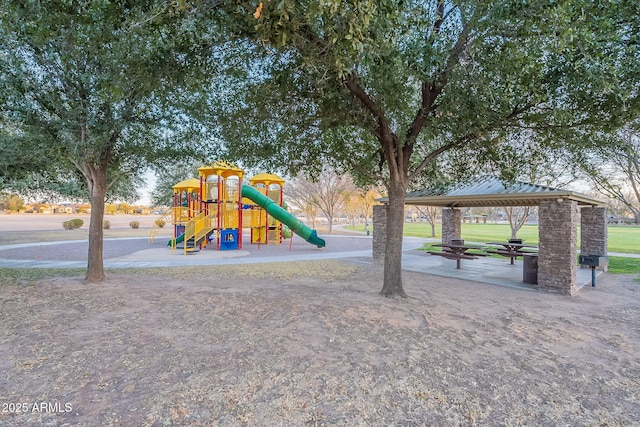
[0,0,224,281]
[0,0,222,196]
[213,0,639,186]
[211,0,639,296]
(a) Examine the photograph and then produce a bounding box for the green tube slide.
[167,232,185,246]
[241,185,326,248]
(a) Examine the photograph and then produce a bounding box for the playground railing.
[148,210,173,244]
[182,211,216,254]
[171,206,200,226]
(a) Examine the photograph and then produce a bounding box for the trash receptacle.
[523,253,538,284]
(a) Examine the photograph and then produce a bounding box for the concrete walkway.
[0,233,614,291]
[0,234,373,269]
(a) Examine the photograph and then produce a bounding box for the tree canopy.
[210,0,639,296]
[585,121,640,223]
[0,0,221,281]
[2,1,637,293]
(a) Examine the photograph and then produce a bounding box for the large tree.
[586,123,640,223]
[287,168,352,233]
[1,1,219,281]
[149,162,202,207]
[211,0,638,297]
[499,136,580,239]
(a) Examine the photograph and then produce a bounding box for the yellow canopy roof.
[249,173,285,186]
[172,178,201,192]
[198,161,244,179]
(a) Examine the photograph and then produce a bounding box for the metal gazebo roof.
[384,176,606,207]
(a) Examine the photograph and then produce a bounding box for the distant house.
[52,204,79,214]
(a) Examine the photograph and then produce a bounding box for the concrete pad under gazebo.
[374,176,608,295]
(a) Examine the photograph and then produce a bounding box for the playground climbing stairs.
[181,211,217,254]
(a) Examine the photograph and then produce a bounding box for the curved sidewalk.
[0,234,382,269]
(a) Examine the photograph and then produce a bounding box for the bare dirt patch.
[0,214,169,246]
[1,261,639,426]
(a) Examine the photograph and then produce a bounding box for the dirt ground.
[1,260,639,426]
[1,213,639,426]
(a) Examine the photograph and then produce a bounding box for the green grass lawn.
[607,257,640,275]
[607,226,640,254]
[347,222,640,254]
[417,243,640,276]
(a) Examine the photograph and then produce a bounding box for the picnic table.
[428,243,488,269]
[485,241,538,265]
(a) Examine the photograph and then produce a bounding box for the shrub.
[62,218,84,230]
[103,220,111,230]
[70,219,83,229]
[129,221,140,229]
[154,219,166,228]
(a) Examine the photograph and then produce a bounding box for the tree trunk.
[506,206,530,240]
[380,181,407,298]
[84,166,108,283]
[417,206,437,237]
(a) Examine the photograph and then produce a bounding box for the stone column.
[372,204,387,264]
[538,200,578,295]
[580,206,608,271]
[441,208,461,245]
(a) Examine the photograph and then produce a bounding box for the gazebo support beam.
[538,200,578,295]
[441,208,462,245]
[580,206,608,272]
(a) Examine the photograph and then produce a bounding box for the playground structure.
[168,161,325,254]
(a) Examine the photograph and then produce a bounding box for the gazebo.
[373,176,608,295]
